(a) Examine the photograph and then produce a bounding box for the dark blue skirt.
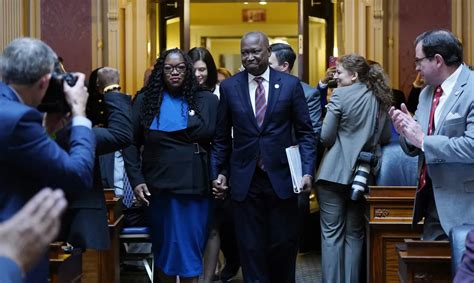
[148,193,210,277]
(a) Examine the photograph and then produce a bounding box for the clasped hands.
[388,103,424,149]
[212,174,228,200]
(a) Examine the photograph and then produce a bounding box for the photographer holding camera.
[0,37,95,283]
[316,54,392,283]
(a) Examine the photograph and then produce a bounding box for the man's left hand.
[300,175,313,193]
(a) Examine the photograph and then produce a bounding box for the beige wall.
[452,0,474,66]
[190,3,297,25]
[190,3,299,75]
[0,0,40,51]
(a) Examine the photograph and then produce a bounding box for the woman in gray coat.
[316,54,392,283]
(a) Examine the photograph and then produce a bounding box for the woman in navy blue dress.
[124,48,218,283]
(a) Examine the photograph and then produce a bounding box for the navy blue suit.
[0,82,95,283]
[211,68,316,282]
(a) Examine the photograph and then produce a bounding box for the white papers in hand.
[285,145,303,194]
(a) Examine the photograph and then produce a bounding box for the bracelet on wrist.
[103,84,121,93]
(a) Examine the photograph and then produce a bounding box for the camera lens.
[350,163,370,201]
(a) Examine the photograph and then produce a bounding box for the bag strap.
[367,104,383,153]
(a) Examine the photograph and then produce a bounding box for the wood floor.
[121,251,322,283]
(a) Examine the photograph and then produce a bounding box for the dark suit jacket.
[211,68,316,201]
[99,152,115,188]
[124,90,218,195]
[0,81,95,282]
[301,82,322,139]
[58,91,132,250]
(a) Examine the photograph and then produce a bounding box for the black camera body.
[350,151,379,201]
[37,66,77,114]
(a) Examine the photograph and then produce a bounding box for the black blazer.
[58,91,132,250]
[124,90,218,195]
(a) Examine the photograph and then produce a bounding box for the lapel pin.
[188,109,195,116]
[274,84,280,89]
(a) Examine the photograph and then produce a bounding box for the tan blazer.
[317,82,391,185]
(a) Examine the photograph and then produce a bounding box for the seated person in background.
[0,188,67,283]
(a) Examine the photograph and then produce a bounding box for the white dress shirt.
[247,67,270,115]
[435,64,463,126]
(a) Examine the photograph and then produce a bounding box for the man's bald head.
[240,32,271,76]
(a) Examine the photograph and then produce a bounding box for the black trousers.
[232,168,298,283]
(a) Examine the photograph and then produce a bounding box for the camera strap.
[367,104,382,153]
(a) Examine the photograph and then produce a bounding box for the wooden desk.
[49,242,82,283]
[365,186,422,283]
[82,189,123,283]
[397,239,451,283]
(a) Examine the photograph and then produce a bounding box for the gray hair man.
[0,37,95,283]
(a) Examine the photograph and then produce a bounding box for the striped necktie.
[254,76,266,127]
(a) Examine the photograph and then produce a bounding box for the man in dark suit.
[390,30,474,240]
[268,42,321,253]
[59,66,132,251]
[0,37,95,283]
[211,32,316,283]
[268,43,322,138]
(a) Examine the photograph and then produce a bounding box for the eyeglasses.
[163,63,187,74]
[414,56,433,66]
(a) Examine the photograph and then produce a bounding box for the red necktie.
[254,76,266,127]
[418,85,443,192]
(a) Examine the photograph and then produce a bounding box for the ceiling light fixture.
[259,1,268,5]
